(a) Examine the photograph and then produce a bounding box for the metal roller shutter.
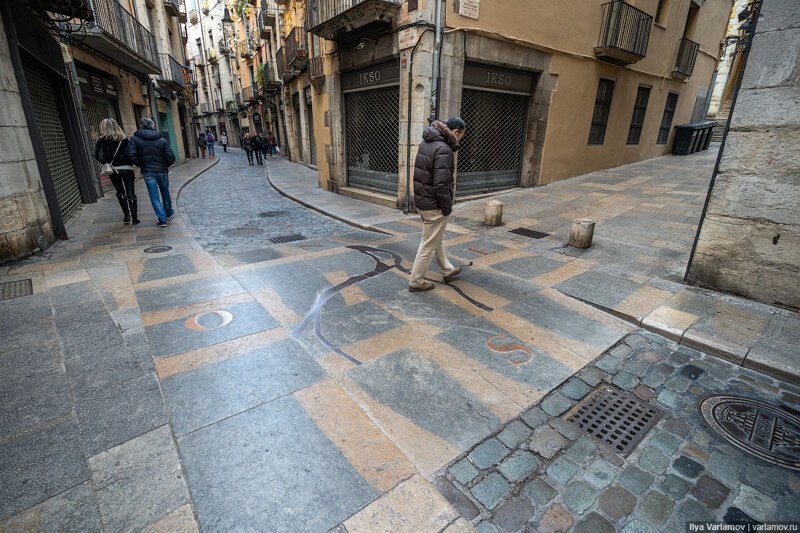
[345,85,399,196]
[457,88,528,197]
[23,64,83,221]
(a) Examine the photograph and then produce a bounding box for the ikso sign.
[463,62,536,94]
[341,61,400,92]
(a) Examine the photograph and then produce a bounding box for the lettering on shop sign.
[341,61,400,92]
[463,62,536,93]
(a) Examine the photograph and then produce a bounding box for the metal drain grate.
[223,227,265,237]
[566,387,663,456]
[0,279,33,300]
[259,211,287,218]
[509,228,550,239]
[270,234,306,244]
[144,246,173,253]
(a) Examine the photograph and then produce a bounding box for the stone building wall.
[0,19,54,262]
[687,0,800,308]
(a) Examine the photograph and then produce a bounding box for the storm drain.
[0,279,33,300]
[259,211,287,218]
[223,227,265,237]
[144,246,173,253]
[509,228,550,239]
[566,387,663,457]
[270,234,306,244]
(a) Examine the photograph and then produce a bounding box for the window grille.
[627,85,651,145]
[657,92,679,145]
[589,78,615,145]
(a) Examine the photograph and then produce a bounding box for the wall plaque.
[459,0,480,20]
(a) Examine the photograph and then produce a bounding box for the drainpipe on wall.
[428,0,443,122]
[405,27,434,214]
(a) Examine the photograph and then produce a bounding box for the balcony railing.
[261,61,282,92]
[157,53,185,90]
[200,102,212,114]
[673,37,700,79]
[595,0,652,66]
[194,53,205,67]
[85,0,160,75]
[286,26,308,70]
[307,0,401,43]
[207,48,219,64]
[189,8,198,23]
[276,47,292,80]
[262,0,279,27]
[242,85,256,102]
[164,0,185,19]
[239,41,254,58]
[309,56,324,90]
[219,39,232,56]
[215,97,225,111]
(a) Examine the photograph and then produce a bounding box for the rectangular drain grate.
[565,387,663,457]
[509,228,550,239]
[0,279,33,300]
[270,234,306,244]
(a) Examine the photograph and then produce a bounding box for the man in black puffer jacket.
[409,117,466,292]
[127,118,176,227]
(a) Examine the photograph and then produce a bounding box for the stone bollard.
[484,200,503,227]
[569,217,595,249]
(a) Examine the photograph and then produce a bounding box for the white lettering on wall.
[359,70,382,85]
[485,72,513,86]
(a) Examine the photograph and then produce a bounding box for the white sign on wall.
[398,27,416,50]
[459,0,480,20]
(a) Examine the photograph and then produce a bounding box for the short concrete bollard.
[569,217,595,249]
[484,200,504,227]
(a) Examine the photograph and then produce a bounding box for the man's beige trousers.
[409,209,455,287]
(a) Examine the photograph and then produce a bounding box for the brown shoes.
[409,281,435,292]
[442,266,462,283]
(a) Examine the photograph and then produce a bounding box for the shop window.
[627,85,651,145]
[588,78,615,145]
[657,92,679,145]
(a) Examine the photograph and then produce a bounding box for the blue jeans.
[207,143,215,157]
[143,173,173,223]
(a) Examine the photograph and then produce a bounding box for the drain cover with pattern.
[270,234,306,244]
[566,387,663,456]
[144,246,173,253]
[0,279,33,300]
[699,395,800,471]
[223,227,265,237]
[509,228,550,239]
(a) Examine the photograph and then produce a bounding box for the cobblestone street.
[0,151,798,532]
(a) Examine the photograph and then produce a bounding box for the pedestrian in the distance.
[206,129,216,158]
[220,132,228,153]
[127,118,176,228]
[267,132,278,158]
[94,118,139,225]
[243,133,254,165]
[408,117,466,292]
[196,131,207,158]
[251,132,264,165]
[259,132,269,162]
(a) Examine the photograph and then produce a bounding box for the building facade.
[272,0,732,209]
[0,0,192,262]
[687,0,800,309]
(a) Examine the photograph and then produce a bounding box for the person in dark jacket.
[196,132,207,158]
[94,118,139,224]
[409,117,466,292]
[251,133,264,165]
[243,133,254,165]
[127,117,176,227]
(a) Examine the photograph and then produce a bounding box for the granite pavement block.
[471,473,511,510]
[449,459,479,486]
[499,450,539,483]
[469,438,510,470]
[524,477,557,506]
[563,481,599,514]
[89,426,189,532]
[0,414,89,521]
[177,395,377,531]
[620,465,655,494]
[497,420,532,448]
[0,483,101,533]
[584,459,616,489]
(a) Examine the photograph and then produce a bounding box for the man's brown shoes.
[442,266,462,283]
[408,281,435,292]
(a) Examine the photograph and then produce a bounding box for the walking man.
[251,132,264,165]
[408,117,466,292]
[128,118,176,228]
[196,131,206,158]
[220,132,228,153]
[206,129,216,158]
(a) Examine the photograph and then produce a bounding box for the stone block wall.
[687,0,800,308]
[0,18,55,263]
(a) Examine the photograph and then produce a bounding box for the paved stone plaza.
[0,150,798,531]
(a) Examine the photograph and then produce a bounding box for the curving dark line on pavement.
[291,244,493,365]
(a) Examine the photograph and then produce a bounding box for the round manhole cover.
[699,395,800,471]
[223,227,265,237]
[144,246,173,253]
[259,211,286,218]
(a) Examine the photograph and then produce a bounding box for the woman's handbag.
[99,141,122,177]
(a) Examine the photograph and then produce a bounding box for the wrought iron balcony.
[276,47,293,80]
[83,0,160,75]
[261,61,282,92]
[309,56,324,90]
[189,9,198,23]
[239,41,254,59]
[595,0,653,66]
[157,53,185,90]
[307,0,400,45]
[257,9,272,38]
[262,0,278,27]
[194,53,205,68]
[180,22,188,42]
[673,37,700,79]
[219,39,232,57]
[163,0,185,20]
[200,102,212,114]
[215,97,225,111]
[286,26,308,70]
[242,85,256,102]
[207,48,219,64]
